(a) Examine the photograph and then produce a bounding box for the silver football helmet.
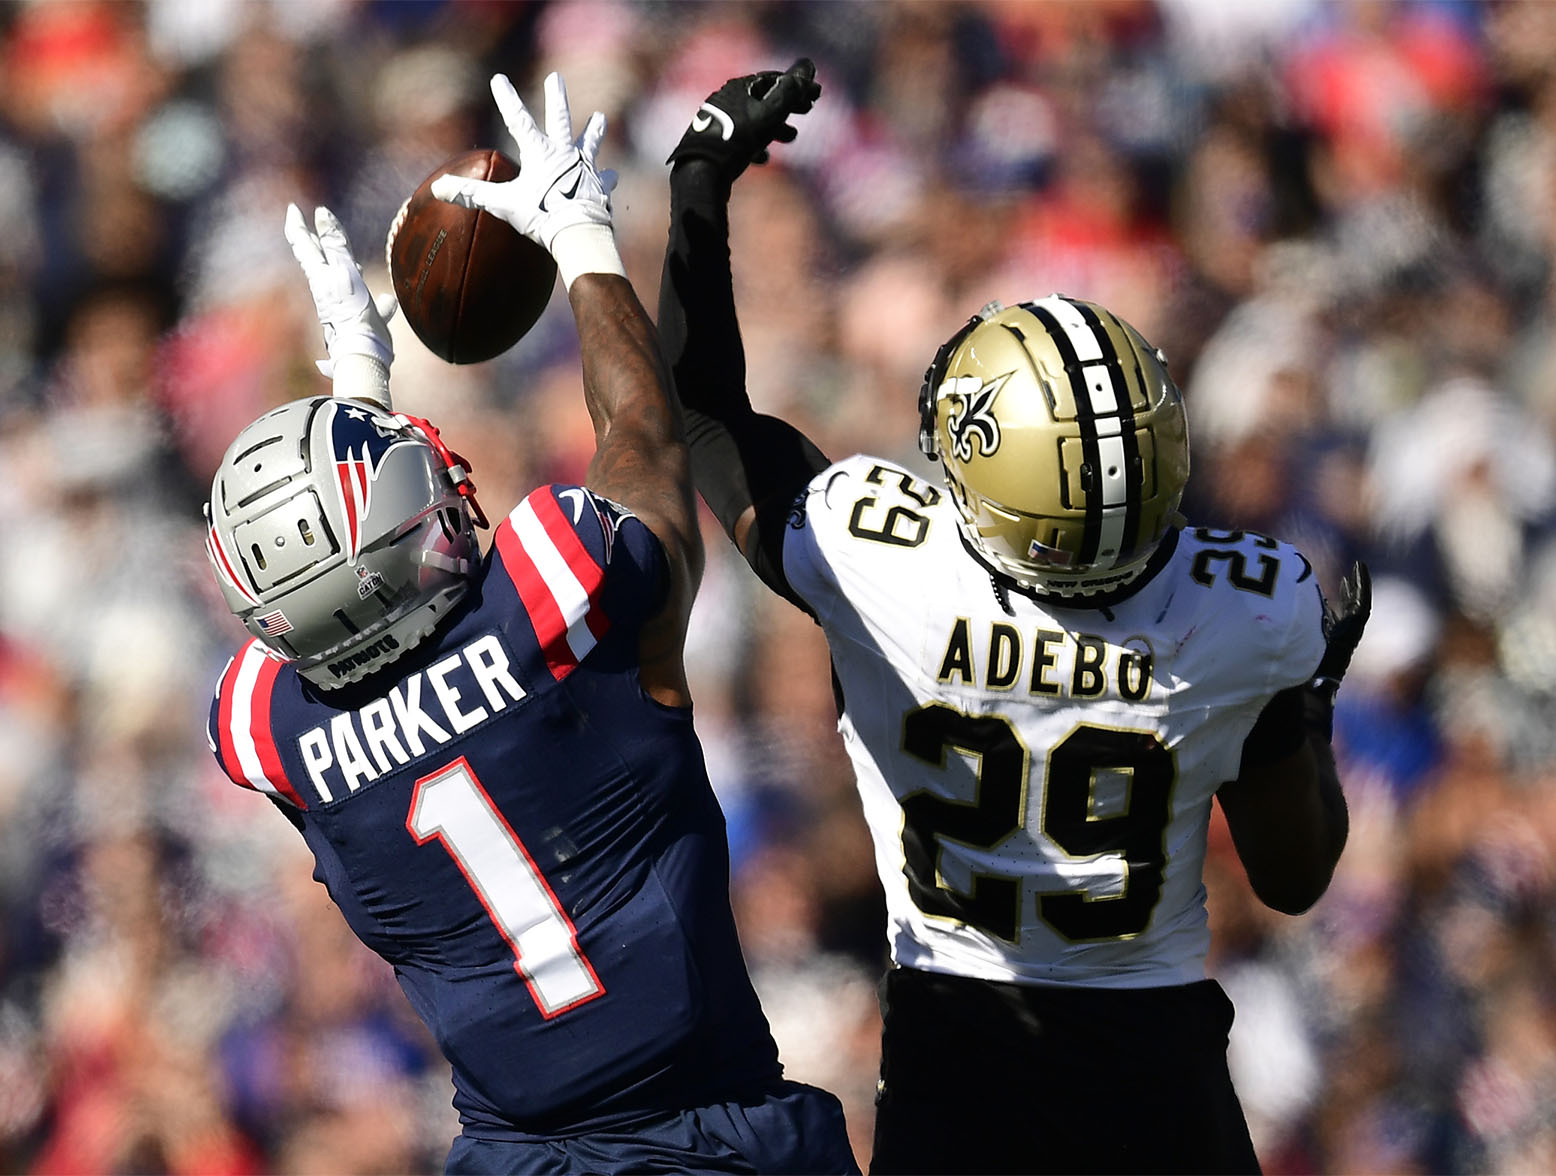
[918,295,1189,597]
[205,396,485,688]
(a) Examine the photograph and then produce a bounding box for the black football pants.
[869,966,1260,1175]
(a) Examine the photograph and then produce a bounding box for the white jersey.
[782,454,1326,989]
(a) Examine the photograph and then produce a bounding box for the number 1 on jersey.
[408,758,603,1018]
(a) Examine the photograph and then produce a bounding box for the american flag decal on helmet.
[256,609,293,637]
[328,401,412,561]
[1028,537,1076,565]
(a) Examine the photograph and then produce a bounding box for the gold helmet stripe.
[1023,297,1143,567]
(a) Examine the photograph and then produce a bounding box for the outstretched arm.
[434,72,700,705]
[284,203,399,408]
[573,270,702,699]
[659,60,830,612]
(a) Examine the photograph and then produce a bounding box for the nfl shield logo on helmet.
[328,402,412,561]
[356,566,386,599]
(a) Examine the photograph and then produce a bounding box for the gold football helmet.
[918,296,1189,596]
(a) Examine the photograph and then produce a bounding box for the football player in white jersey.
[659,61,1370,1175]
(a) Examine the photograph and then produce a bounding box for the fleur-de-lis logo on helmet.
[944,372,1011,463]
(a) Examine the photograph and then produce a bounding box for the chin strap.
[1024,560,1152,599]
[956,520,1147,597]
[990,574,1015,616]
[394,413,489,530]
[962,525,1181,615]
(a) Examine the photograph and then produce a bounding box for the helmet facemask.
[206,397,486,688]
[919,296,1189,598]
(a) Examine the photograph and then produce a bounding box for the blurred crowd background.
[2,0,1556,1171]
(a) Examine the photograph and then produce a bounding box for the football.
[386,149,557,364]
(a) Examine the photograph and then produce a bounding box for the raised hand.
[668,58,821,181]
[284,203,397,378]
[431,72,617,256]
[1315,561,1372,696]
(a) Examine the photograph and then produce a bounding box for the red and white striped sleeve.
[207,640,308,809]
[492,486,616,682]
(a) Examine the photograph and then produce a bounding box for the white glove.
[431,72,625,290]
[284,203,398,404]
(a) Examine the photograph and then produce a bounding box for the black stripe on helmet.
[1021,299,1104,566]
[1072,301,1143,560]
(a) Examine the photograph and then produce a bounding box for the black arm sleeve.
[1238,682,1349,869]
[658,160,830,612]
[1239,681,1341,765]
[1238,684,1307,767]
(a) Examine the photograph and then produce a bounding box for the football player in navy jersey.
[658,62,1370,1174]
[203,70,857,1175]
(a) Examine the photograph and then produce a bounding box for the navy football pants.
[445,1080,859,1174]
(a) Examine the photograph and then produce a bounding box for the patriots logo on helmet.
[329,403,412,561]
[945,373,1011,464]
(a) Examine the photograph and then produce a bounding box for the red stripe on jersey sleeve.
[249,651,307,810]
[529,488,612,643]
[213,654,246,787]
[495,516,577,680]
[530,488,606,591]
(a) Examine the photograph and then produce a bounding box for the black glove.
[1302,561,1370,743]
[1314,560,1372,696]
[667,58,821,181]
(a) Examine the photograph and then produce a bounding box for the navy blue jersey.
[208,485,781,1137]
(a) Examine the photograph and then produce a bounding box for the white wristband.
[331,353,392,408]
[552,222,626,291]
